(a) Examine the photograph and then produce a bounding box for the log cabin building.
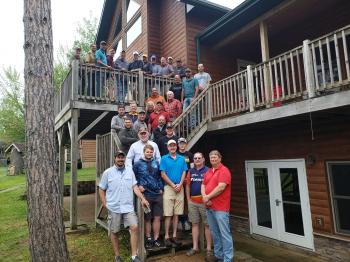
[54,0,350,260]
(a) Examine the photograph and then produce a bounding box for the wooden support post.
[247,65,255,112]
[57,129,65,203]
[137,199,146,261]
[303,40,316,98]
[69,109,79,230]
[78,111,109,141]
[71,60,79,101]
[139,70,145,106]
[260,21,272,106]
[95,134,101,227]
[207,87,213,122]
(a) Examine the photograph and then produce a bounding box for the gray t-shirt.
[111,115,125,132]
[194,72,212,90]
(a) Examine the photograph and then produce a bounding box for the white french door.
[246,160,314,250]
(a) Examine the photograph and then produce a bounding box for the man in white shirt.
[194,64,212,92]
[126,127,161,166]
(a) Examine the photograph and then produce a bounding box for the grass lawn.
[0,166,96,190]
[0,166,130,262]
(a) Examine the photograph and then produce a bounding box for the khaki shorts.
[107,211,138,234]
[163,185,184,216]
[188,201,208,224]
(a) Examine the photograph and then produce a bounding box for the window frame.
[326,161,350,235]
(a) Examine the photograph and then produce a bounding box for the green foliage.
[0,67,25,144]
[53,13,97,90]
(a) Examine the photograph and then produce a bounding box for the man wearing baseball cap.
[99,150,149,262]
[160,140,188,247]
[128,51,143,71]
[158,123,178,156]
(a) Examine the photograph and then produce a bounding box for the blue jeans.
[206,209,234,262]
[117,79,128,103]
[95,71,104,98]
[183,97,196,128]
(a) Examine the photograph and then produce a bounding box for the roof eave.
[179,0,231,14]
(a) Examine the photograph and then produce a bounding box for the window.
[115,39,123,59]
[327,162,350,235]
[126,16,142,47]
[126,0,140,22]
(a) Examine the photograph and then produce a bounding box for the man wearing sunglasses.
[185,152,212,260]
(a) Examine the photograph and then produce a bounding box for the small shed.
[5,143,24,176]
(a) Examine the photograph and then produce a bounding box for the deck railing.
[172,85,211,143]
[54,70,72,116]
[54,62,175,117]
[309,25,350,92]
[172,25,350,146]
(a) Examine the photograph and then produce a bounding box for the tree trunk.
[23,1,69,261]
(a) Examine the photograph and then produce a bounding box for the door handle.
[275,199,281,206]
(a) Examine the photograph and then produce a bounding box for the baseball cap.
[100,41,107,45]
[167,139,177,146]
[156,100,163,105]
[142,54,148,58]
[138,109,146,114]
[168,56,173,60]
[178,137,187,144]
[114,150,125,157]
[185,68,191,72]
[138,127,148,134]
[151,54,156,59]
[133,51,139,55]
[166,123,173,129]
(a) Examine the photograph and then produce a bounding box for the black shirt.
[169,83,183,101]
[177,150,194,170]
[158,135,178,156]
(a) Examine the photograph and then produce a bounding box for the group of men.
[74,40,212,109]
[99,125,234,262]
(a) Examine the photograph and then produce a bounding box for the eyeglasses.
[194,157,202,160]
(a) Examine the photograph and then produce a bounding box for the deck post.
[139,70,145,106]
[137,199,146,261]
[71,60,79,101]
[303,40,316,98]
[247,65,255,112]
[260,21,272,106]
[207,86,213,122]
[95,134,101,227]
[57,128,65,203]
[69,109,79,229]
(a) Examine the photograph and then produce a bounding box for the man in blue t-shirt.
[95,41,111,97]
[133,144,163,249]
[185,152,213,259]
[181,68,199,128]
[160,140,188,247]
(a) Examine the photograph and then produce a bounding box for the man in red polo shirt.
[148,101,170,131]
[202,150,233,262]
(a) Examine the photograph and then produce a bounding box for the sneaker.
[164,238,173,247]
[114,256,123,262]
[186,248,200,256]
[132,256,141,262]
[145,237,153,249]
[153,239,162,248]
[171,237,182,247]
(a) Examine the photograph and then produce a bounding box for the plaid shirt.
[164,99,182,121]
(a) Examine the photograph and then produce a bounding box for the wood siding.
[147,0,161,57]
[80,139,96,167]
[193,111,350,235]
[159,0,187,63]
[186,8,225,72]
